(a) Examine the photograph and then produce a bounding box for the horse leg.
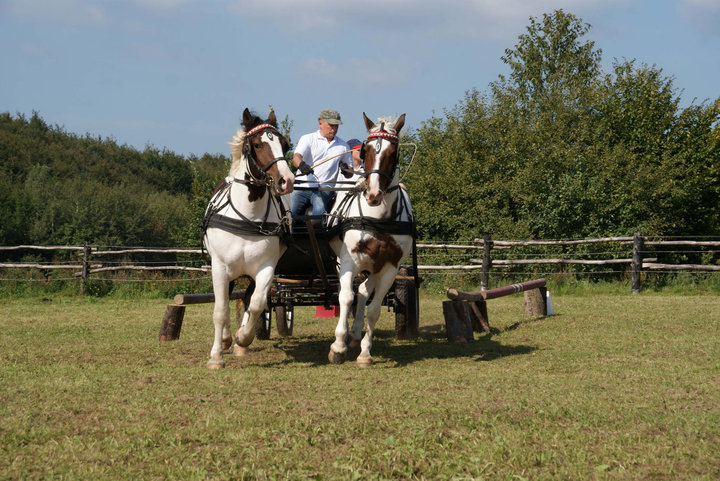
[208,269,231,369]
[234,267,273,348]
[349,276,375,349]
[357,270,395,367]
[232,280,255,356]
[329,266,356,364]
[220,280,236,350]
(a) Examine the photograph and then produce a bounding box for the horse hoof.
[349,338,361,349]
[328,350,347,365]
[356,356,373,367]
[222,337,233,351]
[233,345,249,357]
[235,332,254,348]
[206,359,225,369]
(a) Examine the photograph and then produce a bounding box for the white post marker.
[546,290,555,315]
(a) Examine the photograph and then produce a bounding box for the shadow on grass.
[259,321,538,367]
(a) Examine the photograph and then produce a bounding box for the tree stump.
[443,300,481,342]
[158,305,186,341]
[523,287,547,317]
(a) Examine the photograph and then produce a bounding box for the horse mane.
[228,129,246,177]
[371,116,401,135]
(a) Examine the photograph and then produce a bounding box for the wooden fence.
[2,233,719,293]
[417,233,720,293]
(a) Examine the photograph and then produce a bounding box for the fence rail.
[2,233,719,293]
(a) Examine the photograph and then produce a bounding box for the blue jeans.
[290,189,336,226]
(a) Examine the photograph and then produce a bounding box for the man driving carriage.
[290,109,354,227]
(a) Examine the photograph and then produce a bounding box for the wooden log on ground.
[159,304,186,341]
[173,289,246,305]
[467,300,490,332]
[523,286,547,317]
[447,278,546,302]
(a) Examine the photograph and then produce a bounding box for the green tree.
[407,9,720,242]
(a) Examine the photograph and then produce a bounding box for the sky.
[1,0,719,159]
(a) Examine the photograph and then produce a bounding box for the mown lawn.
[1,292,718,480]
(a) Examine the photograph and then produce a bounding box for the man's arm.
[293,152,313,175]
[292,152,303,169]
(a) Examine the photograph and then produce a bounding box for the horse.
[328,113,414,366]
[202,108,295,369]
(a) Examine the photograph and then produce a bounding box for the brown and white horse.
[202,108,295,369]
[328,113,413,366]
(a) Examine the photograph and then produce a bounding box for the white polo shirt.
[294,131,351,189]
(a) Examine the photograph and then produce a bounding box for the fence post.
[481,234,492,291]
[81,241,90,295]
[631,232,643,294]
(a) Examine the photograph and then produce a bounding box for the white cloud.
[224,0,624,41]
[297,56,415,90]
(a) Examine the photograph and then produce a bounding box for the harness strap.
[200,178,291,242]
[205,213,284,237]
[327,188,415,239]
[336,218,414,236]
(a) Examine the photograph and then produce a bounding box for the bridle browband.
[242,123,288,186]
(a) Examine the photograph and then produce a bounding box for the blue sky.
[2,0,718,158]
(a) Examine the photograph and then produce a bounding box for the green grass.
[1,292,719,480]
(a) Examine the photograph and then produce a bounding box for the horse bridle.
[361,129,400,192]
[242,123,288,187]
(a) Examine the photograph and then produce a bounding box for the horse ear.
[242,108,253,129]
[394,114,406,133]
[267,110,277,126]
[363,112,375,132]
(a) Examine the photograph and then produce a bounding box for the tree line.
[1,10,718,252]
[405,10,719,241]
[0,111,226,248]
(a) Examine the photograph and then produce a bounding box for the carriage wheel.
[394,267,419,340]
[256,310,271,340]
[275,305,294,337]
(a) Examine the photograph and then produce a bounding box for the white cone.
[546,290,555,315]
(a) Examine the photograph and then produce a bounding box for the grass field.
[1,291,719,480]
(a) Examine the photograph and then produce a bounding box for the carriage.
[254,212,420,341]
[203,109,417,368]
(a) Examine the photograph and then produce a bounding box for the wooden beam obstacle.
[443,279,549,342]
[158,290,246,341]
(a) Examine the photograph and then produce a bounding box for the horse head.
[361,113,406,206]
[238,108,295,196]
